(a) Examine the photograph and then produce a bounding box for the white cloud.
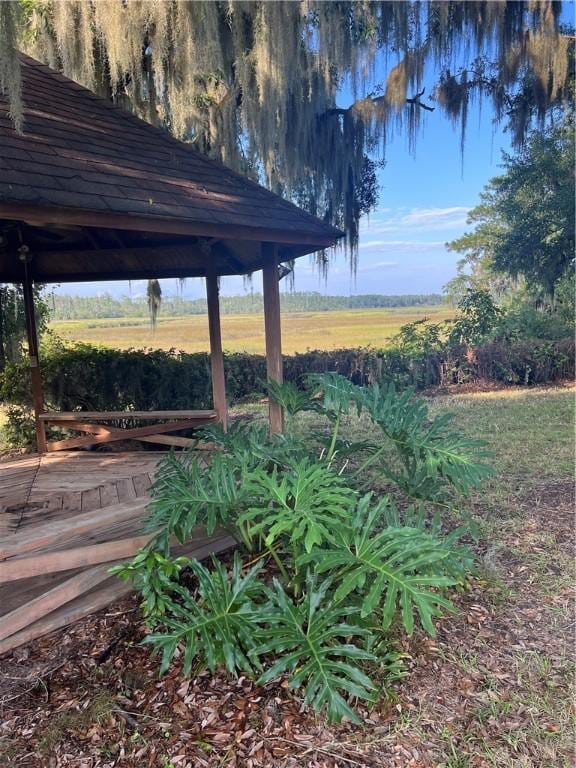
[359,239,445,252]
[361,205,470,236]
[400,207,469,227]
[357,260,399,272]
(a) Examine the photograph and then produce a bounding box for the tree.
[0,283,50,370]
[0,1,573,261]
[447,118,575,300]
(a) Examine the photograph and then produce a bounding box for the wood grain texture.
[262,244,284,435]
[40,410,217,421]
[206,273,228,430]
[45,417,214,452]
[0,498,148,561]
[22,270,47,453]
[0,534,236,655]
[0,450,239,654]
[0,533,156,583]
[0,564,113,642]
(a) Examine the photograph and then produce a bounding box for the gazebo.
[0,54,342,452]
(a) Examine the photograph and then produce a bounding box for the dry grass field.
[50,305,452,354]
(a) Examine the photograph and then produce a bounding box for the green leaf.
[306,495,465,636]
[239,459,356,556]
[253,576,376,724]
[143,553,266,677]
[306,372,361,418]
[146,450,251,544]
[356,381,494,499]
[266,379,314,416]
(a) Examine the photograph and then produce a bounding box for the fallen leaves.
[0,476,574,767]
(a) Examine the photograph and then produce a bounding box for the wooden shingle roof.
[0,55,342,283]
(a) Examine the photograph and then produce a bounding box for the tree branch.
[321,88,435,119]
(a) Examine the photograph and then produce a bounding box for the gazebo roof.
[0,55,342,283]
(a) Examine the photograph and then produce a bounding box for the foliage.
[553,271,576,327]
[146,450,251,551]
[110,549,192,621]
[0,343,217,412]
[2,2,571,258]
[474,339,574,386]
[305,495,464,636]
[356,380,493,500]
[492,300,573,344]
[114,373,492,722]
[240,460,357,556]
[1,329,573,450]
[389,288,574,389]
[141,554,267,678]
[447,290,501,347]
[49,292,447,321]
[1,403,36,449]
[0,283,50,369]
[255,576,376,724]
[447,120,575,299]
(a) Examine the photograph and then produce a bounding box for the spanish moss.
[0,1,572,272]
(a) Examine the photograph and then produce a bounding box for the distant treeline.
[50,292,445,320]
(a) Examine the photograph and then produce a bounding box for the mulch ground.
[1,479,574,768]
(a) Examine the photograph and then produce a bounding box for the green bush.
[113,374,488,723]
[1,333,573,449]
[1,405,37,449]
[475,339,574,384]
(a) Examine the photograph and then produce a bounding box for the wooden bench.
[39,410,218,452]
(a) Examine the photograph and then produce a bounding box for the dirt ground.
[1,387,574,768]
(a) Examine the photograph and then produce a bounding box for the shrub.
[113,374,489,723]
[1,405,37,449]
[475,339,574,384]
[1,335,573,450]
[3,339,572,412]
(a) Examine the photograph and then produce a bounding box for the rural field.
[49,305,452,354]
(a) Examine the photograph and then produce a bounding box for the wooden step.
[0,497,150,561]
[0,533,157,583]
[0,533,236,655]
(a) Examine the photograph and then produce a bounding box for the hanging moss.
[147,278,162,329]
[0,1,22,131]
[0,1,572,271]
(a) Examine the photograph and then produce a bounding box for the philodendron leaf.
[239,459,356,554]
[253,576,376,724]
[142,553,266,677]
[305,495,464,636]
[266,379,314,416]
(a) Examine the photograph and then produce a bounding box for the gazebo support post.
[262,244,284,435]
[206,273,228,430]
[21,267,47,453]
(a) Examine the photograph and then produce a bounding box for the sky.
[55,61,513,300]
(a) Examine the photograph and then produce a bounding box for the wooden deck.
[0,451,234,655]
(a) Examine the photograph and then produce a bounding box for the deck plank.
[40,410,217,421]
[0,498,149,561]
[0,533,235,655]
[99,482,120,508]
[81,487,103,512]
[0,564,113,642]
[0,450,233,654]
[0,533,156,582]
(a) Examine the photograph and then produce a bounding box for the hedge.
[1,338,573,414]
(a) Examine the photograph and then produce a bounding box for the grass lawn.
[49,305,452,354]
[0,384,573,767]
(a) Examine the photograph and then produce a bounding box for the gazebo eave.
[3,210,341,451]
[0,201,342,250]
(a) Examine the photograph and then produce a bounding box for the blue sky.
[57,63,512,299]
